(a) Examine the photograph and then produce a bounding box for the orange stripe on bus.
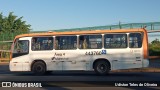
[15,29,147,39]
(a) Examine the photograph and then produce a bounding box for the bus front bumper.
[143,59,149,67]
[9,60,31,72]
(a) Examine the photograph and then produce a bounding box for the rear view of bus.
[9,28,149,75]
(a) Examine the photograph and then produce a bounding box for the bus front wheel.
[31,61,46,75]
[94,60,110,75]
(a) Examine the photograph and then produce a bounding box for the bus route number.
[85,51,101,55]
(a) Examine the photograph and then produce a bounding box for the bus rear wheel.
[31,61,46,75]
[94,60,110,75]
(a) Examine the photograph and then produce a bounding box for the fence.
[0,51,10,63]
[0,32,23,62]
[49,22,160,32]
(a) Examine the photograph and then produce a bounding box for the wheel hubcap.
[98,64,107,73]
[36,66,42,72]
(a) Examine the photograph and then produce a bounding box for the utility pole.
[119,21,122,29]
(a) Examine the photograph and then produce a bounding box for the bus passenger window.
[32,38,36,50]
[129,33,142,48]
[104,34,127,48]
[32,38,41,50]
[55,36,77,50]
[83,38,88,49]
[79,35,102,49]
[55,39,59,50]
[79,36,84,49]
[32,37,53,51]
[79,36,88,49]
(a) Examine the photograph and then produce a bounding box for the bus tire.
[94,60,110,75]
[31,61,46,75]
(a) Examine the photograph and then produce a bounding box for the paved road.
[0,65,160,90]
[0,71,160,90]
[0,71,160,81]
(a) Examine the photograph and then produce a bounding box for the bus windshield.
[13,40,29,54]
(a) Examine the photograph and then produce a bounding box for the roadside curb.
[0,62,9,65]
[112,68,160,72]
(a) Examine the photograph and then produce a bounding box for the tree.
[0,12,31,33]
[0,12,31,40]
[149,38,160,56]
[151,38,160,44]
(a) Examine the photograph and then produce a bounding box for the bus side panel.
[29,51,63,71]
[109,48,143,70]
[51,50,91,71]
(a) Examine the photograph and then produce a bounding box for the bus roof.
[15,28,147,39]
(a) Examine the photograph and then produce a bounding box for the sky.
[0,0,160,32]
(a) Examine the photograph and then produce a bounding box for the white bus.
[9,28,149,75]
